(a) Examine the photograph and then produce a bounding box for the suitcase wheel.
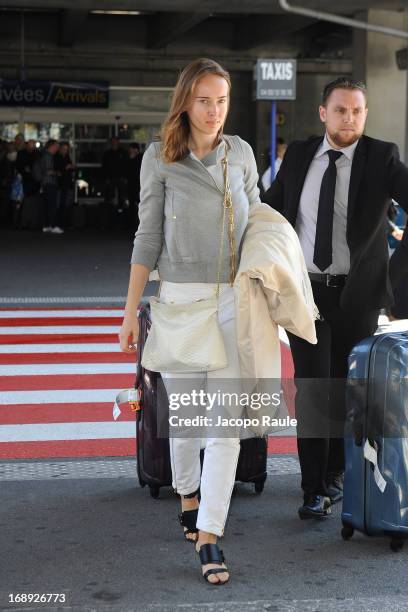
[254,480,265,494]
[149,486,160,499]
[390,538,404,552]
[341,526,354,540]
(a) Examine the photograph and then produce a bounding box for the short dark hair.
[45,139,58,149]
[322,77,367,106]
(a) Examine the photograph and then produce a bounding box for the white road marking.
[0,363,135,376]
[0,388,125,405]
[0,343,122,354]
[0,421,135,442]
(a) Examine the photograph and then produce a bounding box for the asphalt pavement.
[2,456,408,612]
[1,227,155,306]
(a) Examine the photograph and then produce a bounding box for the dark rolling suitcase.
[236,437,267,494]
[135,303,267,499]
[342,331,408,552]
[135,305,172,498]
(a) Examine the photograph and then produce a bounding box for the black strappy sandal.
[196,543,229,585]
[178,489,199,543]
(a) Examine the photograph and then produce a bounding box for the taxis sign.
[254,59,296,100]
[0,80,109,108]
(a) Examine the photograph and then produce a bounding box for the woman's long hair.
[160,58,231,163]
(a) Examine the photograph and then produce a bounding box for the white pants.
[161,281,242,537]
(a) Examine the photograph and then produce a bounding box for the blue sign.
[0,80,109,108]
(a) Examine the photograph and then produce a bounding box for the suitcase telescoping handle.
[135,357,142,391]
[134,363,143,422]
[133,302,148,419]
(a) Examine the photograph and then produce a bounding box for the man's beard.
[328,128,362,148]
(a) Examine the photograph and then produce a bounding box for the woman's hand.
[120,264,150,353]
[119,316,139,354]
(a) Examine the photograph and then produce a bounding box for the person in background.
[388,221,408,320]
[0,139,8,163]
[39,139,63,235]
[102,137,127,210]
[0,142,18,225]
[16,139,40,197]
[385,202,407,320]
[126,142,143,230]
[5,142,18,166]
[1,142,18,191]
[261,137,287,194]
[387,201,404,244]
[14,133,25,152]
[55,142,75,230]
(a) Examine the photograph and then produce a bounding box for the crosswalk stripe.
[0,343,121,353]
[2,334,118,345]
[0,309,124,318]
[0,421,135,442]
[0,353,134,365]
[0,373,133,391]
[0,325,120,335]
[0,307,296,459]
[0,439,136,459]
[0,317,124,327]
[0,388,126,405]
[0,308,140,458]
[0,363,135,376]
[1,402,135,425]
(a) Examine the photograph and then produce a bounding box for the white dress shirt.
[296,134,359,274]
[261,158,282,192]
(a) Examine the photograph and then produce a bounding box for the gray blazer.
[130,135,261,283]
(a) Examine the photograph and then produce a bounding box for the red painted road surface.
[0,308,296,459]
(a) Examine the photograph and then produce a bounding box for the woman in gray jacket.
[119,58,261,585]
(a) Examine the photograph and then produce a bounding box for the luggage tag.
[113,388,140,421]
[363,439,387,493]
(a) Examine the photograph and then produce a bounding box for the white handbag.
[141,146,236,374]
[141,295,227,373]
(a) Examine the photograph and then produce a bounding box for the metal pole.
[20,11,26,80]
[270,101,277,185]
[18,11,26,136]
[279,0,408,40]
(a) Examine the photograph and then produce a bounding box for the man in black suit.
[265,77,408,519]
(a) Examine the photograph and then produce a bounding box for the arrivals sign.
[254,59,297,100]
[0,80,109,108]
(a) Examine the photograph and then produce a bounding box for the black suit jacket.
[264,135,408,312]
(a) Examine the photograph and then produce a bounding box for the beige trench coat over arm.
[234,203,318,383]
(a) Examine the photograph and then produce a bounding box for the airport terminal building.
[0,1,407,205]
